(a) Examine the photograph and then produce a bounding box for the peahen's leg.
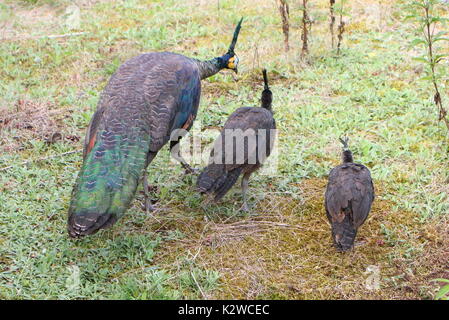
[170,140,198,174]
[142,171,155,212]
[241,172,251,212]
[142,151,158,213]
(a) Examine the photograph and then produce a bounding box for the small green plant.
[433,277,449,300]
[277,0,290,52]
[335,0,348,55]
[300,0,310,60]
[407,0,449,130]
[329,0,336,48]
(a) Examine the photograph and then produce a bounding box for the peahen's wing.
[325,166,353,224]
[83,106,106,159]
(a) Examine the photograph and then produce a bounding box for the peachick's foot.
[240,202,250,212]
[142,201,157,213]
[183,166,200,175]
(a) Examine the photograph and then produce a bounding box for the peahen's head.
[222,17,243,73]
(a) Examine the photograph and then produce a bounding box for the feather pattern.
[69,53,202,237]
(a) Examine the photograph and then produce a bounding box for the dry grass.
[153,178,448,299]
[0,100,81,153]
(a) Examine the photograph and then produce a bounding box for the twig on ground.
[278,0,290,52]
[1,32,87,41]
[211,220,303,230]
[300,0,310,60]
[190,269,207,299]
[330,0,336,48]
[0,149,82,171]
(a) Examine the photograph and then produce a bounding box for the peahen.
[68,19,244,238]
[324,137,375,251]
[197,69,276,211]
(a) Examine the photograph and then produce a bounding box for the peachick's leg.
[240,172,251,212]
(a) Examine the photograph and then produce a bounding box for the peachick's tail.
[197,164,242,201]
[68,130,150,238]
[331,209,357,252]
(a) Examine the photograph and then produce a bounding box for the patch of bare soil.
[0,100,78,153]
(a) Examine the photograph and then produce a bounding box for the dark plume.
[339,136,353,163]
[261,69,272,111]
[227,17,244,55]
[262,69,269,90]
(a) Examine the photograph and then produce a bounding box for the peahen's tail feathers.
[68,211,116,238]
[68,130,150,238]
[213,167,242,200]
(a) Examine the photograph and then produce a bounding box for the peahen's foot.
[185,167,200,175]
[141,201,161,223]
[139,179,159,213]
[354,240,367,248]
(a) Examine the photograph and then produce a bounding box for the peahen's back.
[68,53,201,238]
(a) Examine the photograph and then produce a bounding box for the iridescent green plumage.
[68,19,243,238]
[68,129,150,234]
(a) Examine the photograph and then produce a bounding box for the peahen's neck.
[194,56,227,80]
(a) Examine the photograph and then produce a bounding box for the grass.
[0,0,448,299]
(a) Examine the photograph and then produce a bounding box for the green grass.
[0,0,448,299]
